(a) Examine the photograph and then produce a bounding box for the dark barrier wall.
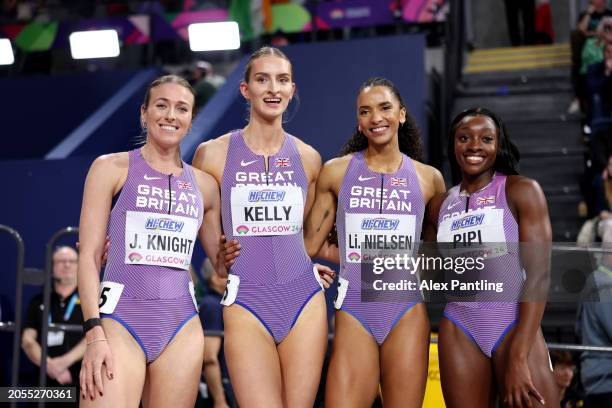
[0,70,145,160]
[182,34,427,162]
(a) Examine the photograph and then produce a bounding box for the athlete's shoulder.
[292,136,321,162]
[505,174,541,192]
[412,160,443,182]
[323,154,352,173]
[90,151,129,174]
[193,133,231,177]
[411,160,445,199]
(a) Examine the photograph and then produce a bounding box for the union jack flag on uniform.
[390,177,407,186]
[275,157,291,167]
[177,181,193,190]
[476,195,495,205]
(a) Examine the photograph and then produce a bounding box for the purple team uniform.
[221,130,322,343]
[437,173,523,357]
[335,151,425,345]
[101,148,203,363]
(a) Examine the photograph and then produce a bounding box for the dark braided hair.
[339,77,423,162]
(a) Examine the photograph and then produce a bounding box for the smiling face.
[454,115,498,177]
[240,55,295,123]
[141,82,194,148]
[356,85,406,147]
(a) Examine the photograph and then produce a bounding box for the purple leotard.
[101,148,203,363]
[437,173,523,357]
[221,130,321,343]
[335,151,425,345]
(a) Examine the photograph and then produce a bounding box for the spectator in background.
[579,0,612,37]
[578,220,612,407]
[191,60,218,109]
[21,246,85,398]
[569,0,612,114]
[198,258,232,408]
[579,17,612,131]
[503,0,536,46]
[191,60,226,109]
[550,350,582,408]
[587,41,612,128]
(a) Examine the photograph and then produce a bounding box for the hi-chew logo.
[236,225,249,235]
[248,190,286,202]
[451,213,485,231]
[360,218,400,230]
[145,218,185,232]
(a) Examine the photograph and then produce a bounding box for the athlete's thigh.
[325,310,380,408]
[277,291,327,408]
[223,304,283,408]
[439,317,496,408]
[142,315,204,408]
[492,326,559,407]
[80,318,146,408]
[379,303,430,408]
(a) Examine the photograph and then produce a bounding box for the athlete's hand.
[503,354,545,408]
[220,235,241,269]
[80,335,114,401]
[315,263,335,289]
[46,356,69,380]
[55,369,73,385]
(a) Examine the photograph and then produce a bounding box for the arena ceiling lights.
[0,39,15,65]
[69,29,120,59]
[188,22,240,52]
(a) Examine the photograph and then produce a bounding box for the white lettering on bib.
[344,213,416,263]
[124,211,198,270]
[230,185,304,236]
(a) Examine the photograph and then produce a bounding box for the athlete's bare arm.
[423,191,448,242]
[78,153,126,398]
[192,134,231,183]
[303,155,350,258]
[502,175,552,406]
[193,168,226,277]
[294,137,323,219]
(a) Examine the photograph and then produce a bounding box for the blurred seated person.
[578,220,612,407]
[550,350,583,408]
[191,60,225,109]
[21,246,85,395]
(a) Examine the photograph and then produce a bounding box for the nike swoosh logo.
[358,175,376,182]
[447,201,462,210]
[241,160,258,167]
[144,175,162,181]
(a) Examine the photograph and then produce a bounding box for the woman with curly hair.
[305,77,444,407]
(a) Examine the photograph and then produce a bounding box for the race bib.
[334,277,349,309]
[344,213,416,263]
[230,185,304,236]
[124,211,198,270]
[437,207,507,258]
[189,281,199,312]
[220,274,240,306]
[47,331,64,347]
[98,281,124,314]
